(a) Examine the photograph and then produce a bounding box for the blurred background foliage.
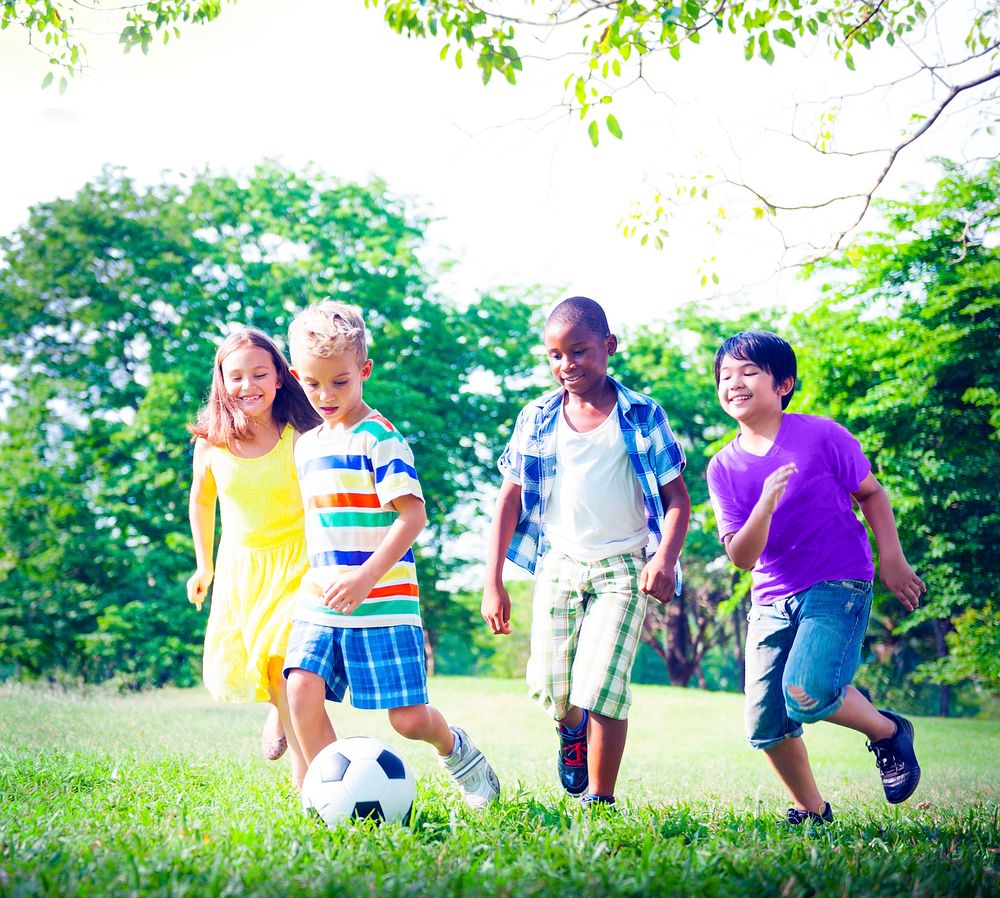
[0,159,996,716]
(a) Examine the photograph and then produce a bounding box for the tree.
[369,0,998,256]
[795,158,1000,708]
[2,1,233,88]
[615,308,774,687]
[0,163,539,686]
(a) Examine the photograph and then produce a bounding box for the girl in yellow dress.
[187,329,321,786]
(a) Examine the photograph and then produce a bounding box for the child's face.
[291,349,373,431]
[543,320,616,399]
[221,345,281,421]
[716,353,792,425]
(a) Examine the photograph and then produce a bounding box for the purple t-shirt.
[706,413,874,605]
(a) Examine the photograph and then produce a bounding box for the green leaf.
[845,51,855,71]
[587,119,600,147]
[744,34,755,60]
[455,48,463,69]
[575,76,586,105]
[41,71,54,89]
[759,31,774,64]
[773,28,795,47]
[607,114,622,139]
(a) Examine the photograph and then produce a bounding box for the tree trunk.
[932,618,950,718]
[732,602,745,694]
[423,628,436,678]
[665,593,696,686]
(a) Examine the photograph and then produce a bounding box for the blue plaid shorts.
[282,621,429,710]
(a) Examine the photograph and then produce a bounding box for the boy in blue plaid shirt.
[482,296,690,807]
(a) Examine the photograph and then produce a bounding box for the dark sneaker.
[785,802,833,825]
[580,793,616,810]
[867,710,920,804]
[557,716,589,796]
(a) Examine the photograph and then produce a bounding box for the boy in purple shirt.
[707,331,925,824]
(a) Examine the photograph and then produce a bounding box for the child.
[282,300,500,809]
[482,296,690,807]
[707,330,925,824]
[187,328,322,786]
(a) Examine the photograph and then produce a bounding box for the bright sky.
[1,1,991,328]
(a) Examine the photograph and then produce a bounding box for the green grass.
[1,677,997,897]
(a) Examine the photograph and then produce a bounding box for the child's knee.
[784,681,843,723]
[388,705,428,740]
[285,669,323,708]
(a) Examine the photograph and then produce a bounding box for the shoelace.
[786,808,814,824]
[868,742,904,775]
[561,740,587,767]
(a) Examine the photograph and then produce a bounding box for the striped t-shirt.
[293,411,423,629]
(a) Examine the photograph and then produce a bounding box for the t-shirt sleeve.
[497,405,530,485]
[647,403,687,485]
[825,419,872,491]
[371,433,424,507]
[706,454,745,542]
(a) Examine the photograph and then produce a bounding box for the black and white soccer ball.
[302,736,416,827]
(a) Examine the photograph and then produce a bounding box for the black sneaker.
[867,709,921,804]
[785,802,833,825]
[556,716,589,796]
[580,793,616,810]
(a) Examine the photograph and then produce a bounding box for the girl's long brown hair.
[188,329,321,448]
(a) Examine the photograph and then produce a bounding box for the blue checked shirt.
[498,377,687,576]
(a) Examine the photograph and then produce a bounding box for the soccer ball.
[302,736,416,827]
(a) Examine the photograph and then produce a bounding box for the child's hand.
[322,570,375,614]
[757,463,797,516]
[639,557,676,604]
[186,568,213,611]
[879,557,926,612]
[481,585,512,635]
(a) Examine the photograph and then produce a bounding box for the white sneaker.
[439,726,500,809]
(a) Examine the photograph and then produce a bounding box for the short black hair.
[714,331,797,409]
[545,296,611,339]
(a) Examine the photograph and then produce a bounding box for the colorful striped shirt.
[498,377,687,576]
[293,411,424,629]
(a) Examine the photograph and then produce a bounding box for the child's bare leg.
[268,658,308,787]
[285,669,337,765]
[764,736,826,813]
[587,711,627,797]
[824,685,896,741]
[388,703,454,755]
[558,706,585,730]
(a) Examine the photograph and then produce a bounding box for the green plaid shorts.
[526,549,648,721]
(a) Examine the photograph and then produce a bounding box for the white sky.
[1,1,993,328]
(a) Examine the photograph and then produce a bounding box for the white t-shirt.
[542,406,648,562]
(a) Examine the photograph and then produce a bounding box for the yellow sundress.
[202,425,309,703]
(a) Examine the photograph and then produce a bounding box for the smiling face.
[291,348,373,431]
[543,320,617,401]
[220,345,281,423]
[716,353,793,428]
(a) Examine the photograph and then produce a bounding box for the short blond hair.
[289,300,367,362]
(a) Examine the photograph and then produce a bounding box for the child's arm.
[724,462,797,570]
[481,479,523,635]
[639,476,691,603]
[186,439,217,611]
[322,493,427,614]
[853,472,925,612]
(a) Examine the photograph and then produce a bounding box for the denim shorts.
[744,579,873,750]
[282,621,429,710]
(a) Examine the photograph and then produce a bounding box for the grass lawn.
[1,677,997,897]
